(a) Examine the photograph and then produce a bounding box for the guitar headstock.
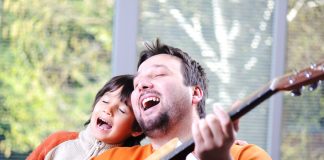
[270,60,324,95]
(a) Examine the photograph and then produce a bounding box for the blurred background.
[0,0,323,159]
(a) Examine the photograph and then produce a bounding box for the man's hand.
[192,105,237,160]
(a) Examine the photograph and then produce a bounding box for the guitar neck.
[162,87,278,160]
[229,87,278,121]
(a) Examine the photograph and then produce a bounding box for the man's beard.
[136,95,189,138]
[138,111,170,138]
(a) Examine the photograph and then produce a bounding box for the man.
[94,39,271,160]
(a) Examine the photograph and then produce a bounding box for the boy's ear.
[131,131,143,137]
[192,85,203,105]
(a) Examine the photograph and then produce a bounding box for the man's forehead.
[135,54,182,79]
[139,63,166,71]
[137,54,180,70]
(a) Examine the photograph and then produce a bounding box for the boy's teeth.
[99,117,107,123]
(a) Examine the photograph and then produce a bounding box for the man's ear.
[131,131,143,137]
[192,85,203,105]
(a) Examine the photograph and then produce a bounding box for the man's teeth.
[143,97,160,103]
[142,97,160,108]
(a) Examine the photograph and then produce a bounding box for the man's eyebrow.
[153,64,168,69]
[135,64,169,79]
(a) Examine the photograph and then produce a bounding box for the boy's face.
[132,54,193,135]
[90,87,136,144]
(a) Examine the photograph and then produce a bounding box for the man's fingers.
[231,100,241,132]
[233,119,239,132]
[234,139,248,146]
[205,114,223,146]
[213,105,236,140]
[231,100,242,108]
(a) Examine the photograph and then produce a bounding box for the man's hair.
[137,39,208,118]
[86,74,145,146]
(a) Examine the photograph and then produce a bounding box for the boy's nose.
[103,105,115,116]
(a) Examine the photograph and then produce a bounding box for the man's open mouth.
[142,97,160,111]
[97,117,112,130]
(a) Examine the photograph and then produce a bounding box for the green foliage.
[0,0,114,156]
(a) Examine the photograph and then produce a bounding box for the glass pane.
[282,0,324,159]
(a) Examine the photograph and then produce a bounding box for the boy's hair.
[85,74,145,146]
[137,39,208,118]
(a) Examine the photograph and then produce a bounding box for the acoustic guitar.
[145,60,324,160]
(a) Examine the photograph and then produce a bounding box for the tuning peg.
[291,88,302,96]
[288,76,295,84]
[304,71,312,78]
[309,82,318,91]
[310,63,317,69]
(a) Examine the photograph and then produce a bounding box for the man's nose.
[138,79,153,91]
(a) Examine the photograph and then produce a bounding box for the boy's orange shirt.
[26,131,79,160]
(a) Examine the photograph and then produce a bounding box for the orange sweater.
[93,143,272,160]
[27,131,271,160]
[26,131,79,160]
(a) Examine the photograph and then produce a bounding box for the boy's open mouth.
[97,117,112,130]
[142,97,160,111]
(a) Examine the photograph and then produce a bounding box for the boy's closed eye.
[118,108,126,114]
[102,100,127,114]
[101,95,109,104]
[102,100,109,104]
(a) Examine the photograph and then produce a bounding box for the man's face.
[131,54,193,136]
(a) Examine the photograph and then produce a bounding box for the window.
[137,0,275,150]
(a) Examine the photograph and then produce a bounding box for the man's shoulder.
[230,143,272,160]
[93,144,153,160]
